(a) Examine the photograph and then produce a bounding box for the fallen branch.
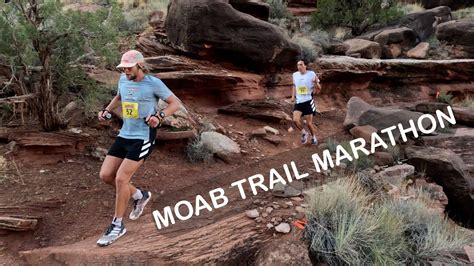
[0,93,36,103]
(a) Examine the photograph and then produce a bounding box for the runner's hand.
[145,115,161,128]
[98,110,109,121]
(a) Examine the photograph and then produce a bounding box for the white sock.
[132,189,143,200]
[112,217,122,226]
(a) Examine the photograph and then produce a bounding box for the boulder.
[399,6,452,41]
[414,178,448,215]
[262,135,283,145]
[372,164,415,187]
[437,19,474,44]
[407,42,430,59]
[343,39,382,59]
[423,129,474,174]
[436,19,474,58]
[344,97,432,140]
[374,27,417,47]
[414,101,449,114]
[200,131,241,162]
[327,41,350,55]
[452,107,474,127]
[373,152,395,166]
[344,97,373,129]
[156,100,197,140]
[272,183,302,198]
[405,146,474,226]
[359,6,452,43]
[157,100,195,131]
[359,108,432,140]
[349,125,378,143]
[165,0,300,69]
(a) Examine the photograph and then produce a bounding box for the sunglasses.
[120,66,135,72]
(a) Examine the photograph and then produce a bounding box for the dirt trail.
[18,127,346,265]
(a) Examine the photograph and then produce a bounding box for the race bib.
[297,85,309,95]
[122,102,139,119]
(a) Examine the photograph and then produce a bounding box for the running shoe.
[129,191,152,220]
[96,222,126,247]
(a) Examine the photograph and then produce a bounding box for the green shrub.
[304,178,406,265]
[325,137,340,153]
[397,3,425,14]
[81,83,116,119]
[437,91,453,104]
[292,35,318,63]
[385,198,471,264]
[268,0,293,20]
[309,29,332,54]
[303,177,472,265]
[0,0,123,131]
[458,96,474,109]
[427,36,441,48]
[330,26,353,40]
[452,7,474,20]
[120,0,170,33]
[350,152,374,171]
[436,123,452,134]
[312,0,403,36]
[186,136,214,163]
[341,141,374,171]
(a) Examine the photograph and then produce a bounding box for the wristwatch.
[157,111,166,119]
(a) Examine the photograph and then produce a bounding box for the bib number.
[122,102,139,119]
[297,85,309,95]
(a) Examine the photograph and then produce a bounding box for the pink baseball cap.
[116,50,145,69]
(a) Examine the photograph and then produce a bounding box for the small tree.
[0,0,122,131]
[312,0,402,36]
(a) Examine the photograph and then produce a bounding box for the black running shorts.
[294,99,316,116]
[107,128,157,161]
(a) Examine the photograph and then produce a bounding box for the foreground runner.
[96,50,181,246]
[290,59,321,145]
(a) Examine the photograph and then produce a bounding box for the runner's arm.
[313,77,321,95]
[160,95,181,117]
[98,95,121,120]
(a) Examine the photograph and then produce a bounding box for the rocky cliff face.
[164,0,300,70]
